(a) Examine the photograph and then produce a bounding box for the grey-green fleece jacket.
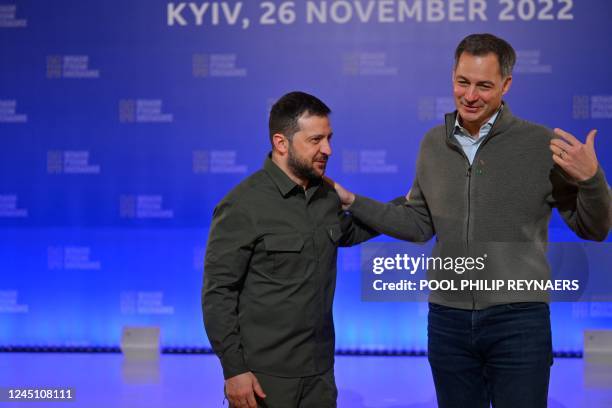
[349,104,611,310]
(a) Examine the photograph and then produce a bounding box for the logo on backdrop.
[0,4,26,28]
[192,150,248,174]
[47,246,102,270]
[572,303,612,319]
[47,151,101,175]
[514,50,552,74]
[46,55,100,79]
[0,195,27,218]
[573,95,612,120]
[343,52,398,76]
[120,291,175,315]
[0,100,27,123]
[119,195,175,219]
[342,149,399,174]
[0,291,28,313]
[193,53,247,77]
[418,97,455,122]
[118,99,174,123]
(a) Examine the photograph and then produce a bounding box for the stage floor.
[1,353,611,407]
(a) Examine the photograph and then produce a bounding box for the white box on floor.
[120,326,160,360]
[584,330,612,364]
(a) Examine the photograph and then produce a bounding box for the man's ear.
[501,75,512,95]
[272,133,288,154]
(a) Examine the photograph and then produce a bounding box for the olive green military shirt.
[203,155,378,379]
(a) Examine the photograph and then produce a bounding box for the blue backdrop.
[1,0,611,352]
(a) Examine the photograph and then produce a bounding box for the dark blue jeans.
[428,302,553,408]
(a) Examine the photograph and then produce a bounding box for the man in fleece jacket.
[333,33,611,407]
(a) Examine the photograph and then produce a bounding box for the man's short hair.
[269,91,331,144]
[454,33,516,78]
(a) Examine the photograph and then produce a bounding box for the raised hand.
[549,128,599,182]
[324,176,355,210]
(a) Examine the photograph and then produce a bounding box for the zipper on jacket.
[465,165,472,244]
[465,165,476,310]
[446,108,505,310]
[446,136,478,309]
[464,137,494,309]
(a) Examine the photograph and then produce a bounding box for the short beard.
[287,142,323,182]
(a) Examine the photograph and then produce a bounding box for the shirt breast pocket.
[263,232,306,279]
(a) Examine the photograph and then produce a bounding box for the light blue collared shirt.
[453,108,501,165]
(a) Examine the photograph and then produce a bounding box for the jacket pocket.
[263,232,306,279]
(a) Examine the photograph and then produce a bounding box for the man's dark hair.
[454,33,516,78]
[269,91,331,144]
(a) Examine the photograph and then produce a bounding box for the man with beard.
[202,91,379,408]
